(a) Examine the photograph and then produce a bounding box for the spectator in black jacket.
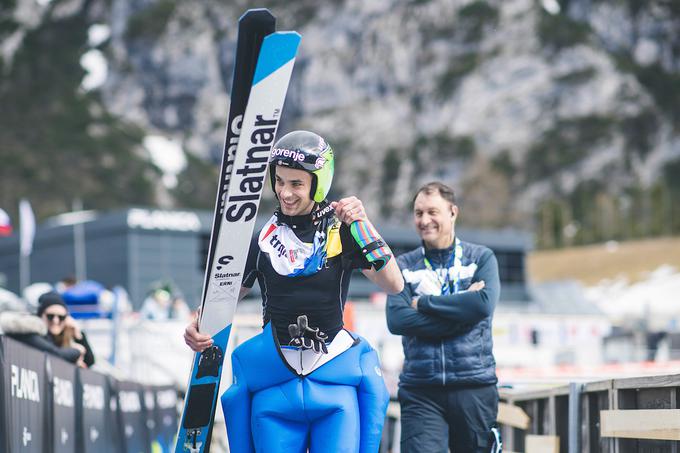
[36,291,95,368]
[1,315,80,363]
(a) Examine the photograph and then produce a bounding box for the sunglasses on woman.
[45,313,67,323]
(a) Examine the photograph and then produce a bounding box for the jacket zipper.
[441,340,446,385]
[438,249,447,386]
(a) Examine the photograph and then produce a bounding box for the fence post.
[568,382,583,453]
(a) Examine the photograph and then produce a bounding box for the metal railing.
[498,374,680,453]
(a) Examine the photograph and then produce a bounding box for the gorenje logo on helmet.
[224,113,279,222]
[271,147,306,163]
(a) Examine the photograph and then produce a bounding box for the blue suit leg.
[308,382,360,453]
[221,354,254,453]
[221,323,299,452]
[358,349,390,453]
[251,379,308,453]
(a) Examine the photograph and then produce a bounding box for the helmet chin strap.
[275,201,317,228]
[311,201,335,223]
[275,201,335,232]
[309,177,319,203]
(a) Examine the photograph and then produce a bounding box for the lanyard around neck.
[422,237,463,295]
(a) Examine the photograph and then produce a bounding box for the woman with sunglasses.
[37,291,95,368]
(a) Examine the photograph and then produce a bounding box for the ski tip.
[267,30,302,41]
[262,31,302,55]
[239,8,276,24]
[252,31,302,86]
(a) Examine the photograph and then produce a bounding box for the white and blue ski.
[175,25,301,453]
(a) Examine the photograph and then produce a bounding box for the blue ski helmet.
[269,130,335,203]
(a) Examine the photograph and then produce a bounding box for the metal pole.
[110,286,122,366]
[73,199,87,282]
[568,382,583,453]
[19,252,29,294]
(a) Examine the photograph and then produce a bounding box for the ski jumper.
[221,208,390,452]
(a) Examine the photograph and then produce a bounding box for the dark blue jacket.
[386,239,499,387]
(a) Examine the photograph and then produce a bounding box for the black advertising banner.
[143,387,157,451]
[47,356,77,453]
[151,385,178,453]
[117,380,150,453]
[107,377,125,453]
[0,337,178,453]
[78,367,117,453]
[1,336,46,452]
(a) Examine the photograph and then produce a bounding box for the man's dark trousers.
[398,383,498,453]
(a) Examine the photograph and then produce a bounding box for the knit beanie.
[36,291,67,317]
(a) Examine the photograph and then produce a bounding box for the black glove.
[288,315,328,354]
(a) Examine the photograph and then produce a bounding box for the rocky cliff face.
[3,0,679,244]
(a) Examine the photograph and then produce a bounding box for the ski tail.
[175,29,301,453]
[200,8,276,322]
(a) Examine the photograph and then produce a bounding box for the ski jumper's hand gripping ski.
[175,9,300,453]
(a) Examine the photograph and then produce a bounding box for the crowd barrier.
[497,374,680,453]
[0,335,178,453]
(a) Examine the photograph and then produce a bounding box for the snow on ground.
[584,264,680,331]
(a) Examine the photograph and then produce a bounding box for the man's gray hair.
[412,182,456,206]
